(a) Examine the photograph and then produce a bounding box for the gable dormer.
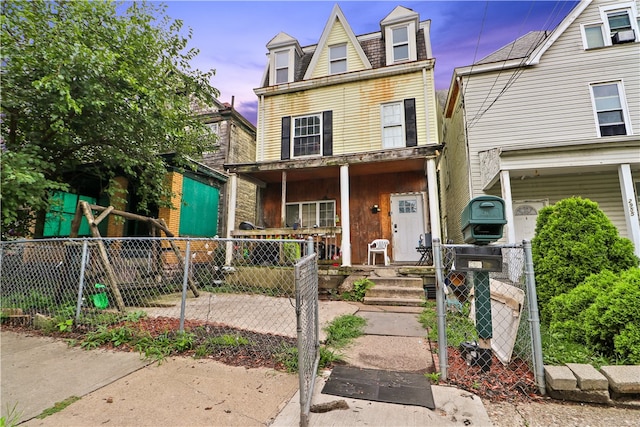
[381,6,420,65]
[266,32,303,85]
[303,4,372,79]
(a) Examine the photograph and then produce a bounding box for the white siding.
[509,171,628,235]
[462,0,640,198]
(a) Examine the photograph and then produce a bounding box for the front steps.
[363,270,426,307]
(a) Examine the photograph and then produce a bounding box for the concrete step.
[363,296,426,307]
[366,286,426,299]
[367,277,423,288]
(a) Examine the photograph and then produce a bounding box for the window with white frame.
[392,26,410,62]
[581,3,639,48]
[286,201,335,228]
[293,114,321,157]
[381,102,404,148]
[275,51,289,84]
[329,44,347,74]
[590,81,630,137]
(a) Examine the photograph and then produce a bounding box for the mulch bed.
[442,346,542,403]
[2,316,297,371]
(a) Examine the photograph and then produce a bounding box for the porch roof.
[224,145,441,184]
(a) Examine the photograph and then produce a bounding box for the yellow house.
[226,5,443,265]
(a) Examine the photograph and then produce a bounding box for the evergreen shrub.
[531,197,638,322]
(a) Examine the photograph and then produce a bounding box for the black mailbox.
[461,196,507,245]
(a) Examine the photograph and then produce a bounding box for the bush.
[532,197,638,321]
[548,267,640,364]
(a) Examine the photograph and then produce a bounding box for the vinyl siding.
[462,0,640,198]
[441,86,472,243]
[509,171,628,235]
[309,18,368,78]
[259,70,439,161]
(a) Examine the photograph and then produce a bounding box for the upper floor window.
[286,200,335,228]
[293,114,322,157]
[392,26,410,62]
[275,51,289,84]
[581,3,639,48]
[381,102,405,148]
[329,44,347,74]
[590,81,631,137]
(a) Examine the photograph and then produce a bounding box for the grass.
[324,314,367,349]
[275,314,367,373]
[419,301,478,348]
[35,396,80,419]
[540,326,611,368]
[1,403,23,427]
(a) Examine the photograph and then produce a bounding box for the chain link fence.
[433,240,545,397]
[0,237,319,375]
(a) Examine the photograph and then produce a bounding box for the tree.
[1,0,218,237]
[531,197,638,322]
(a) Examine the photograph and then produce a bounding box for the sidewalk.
[1,303,492,426]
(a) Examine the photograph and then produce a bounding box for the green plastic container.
[91,284,109,309]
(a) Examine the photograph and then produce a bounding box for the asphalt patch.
[321,365,435,409]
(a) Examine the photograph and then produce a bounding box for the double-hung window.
[293,114,321,157]
[590,81,630,137]
[275,51,289,84]
[286,201,335,228]
[582,3,639,48]
[381,102,405,148]
[329,44,347,74]
[392,26,409,62]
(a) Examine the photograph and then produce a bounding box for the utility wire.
[466,1,576,128]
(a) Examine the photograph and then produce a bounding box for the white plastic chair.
[367,239,390,266]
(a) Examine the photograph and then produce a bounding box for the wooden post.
[79,201,127,311]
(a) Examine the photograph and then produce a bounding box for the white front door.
[513,200,547,242]
[390,193,426,262]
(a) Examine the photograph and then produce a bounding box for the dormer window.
[392,26,410,62]
[329,44,347,74]
[581,3,639,49]
[381,6,419,66]
[275,51,289,84]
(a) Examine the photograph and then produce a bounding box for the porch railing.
[230,227,342,263]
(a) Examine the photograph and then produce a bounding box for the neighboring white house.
[441,0,640,257]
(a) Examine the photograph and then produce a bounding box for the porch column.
[340,164,352,266]
[281,171,287,227]
[618,164,640,258]
[225,174,238,265]
[500,170,516,244]
[426,158,441,242]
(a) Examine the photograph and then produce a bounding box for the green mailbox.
[461,196,507,245]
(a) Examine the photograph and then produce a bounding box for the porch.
[225,145,443,266]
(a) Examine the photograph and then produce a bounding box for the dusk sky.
[163,1,580,124]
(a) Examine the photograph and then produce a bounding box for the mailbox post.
[457,196,507,372]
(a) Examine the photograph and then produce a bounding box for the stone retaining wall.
[545,364,640,405]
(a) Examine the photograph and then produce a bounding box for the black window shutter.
[404,98,417,147]
[322,111,333,156]
[281,116,291,160]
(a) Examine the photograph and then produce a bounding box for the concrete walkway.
[1,302,492,426]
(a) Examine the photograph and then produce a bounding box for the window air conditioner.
[612,29,635,44]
